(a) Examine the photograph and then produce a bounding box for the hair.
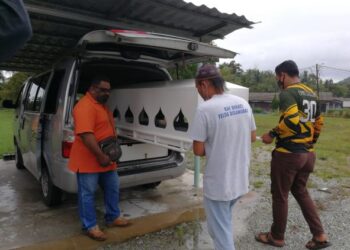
[90,75,111,87]
[210,77,225,92]
[275,60,299,77]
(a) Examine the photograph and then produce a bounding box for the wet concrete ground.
[0,159,259,250]
[0,159,206,250]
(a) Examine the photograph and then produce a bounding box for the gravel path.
[235,176,350,250]
[101,175,350,250]
[101,147,350,250]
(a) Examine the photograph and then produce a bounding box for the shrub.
[325,109,350,118]
[253,107,264,114]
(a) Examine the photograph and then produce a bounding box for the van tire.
[41,166,62,206]
[142,181,161,189]
[15,145,25,170]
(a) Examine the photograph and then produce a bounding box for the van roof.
[0,0,254,72]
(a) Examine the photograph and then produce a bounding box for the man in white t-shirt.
[189,64,256,250]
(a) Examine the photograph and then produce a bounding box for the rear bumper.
[119,153,186,188]
[53,152,186,193]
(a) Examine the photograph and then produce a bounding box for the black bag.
[98,136,122,162]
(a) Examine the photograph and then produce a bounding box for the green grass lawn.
[187,112,350,180]
[0,109,15,158]
[254,113,350,179]
[0,109,349,179]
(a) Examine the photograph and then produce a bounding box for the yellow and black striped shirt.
[270,83,324,153]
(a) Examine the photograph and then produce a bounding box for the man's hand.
[97,154,112,167]
[261,132,274,144]
[80,133,113,167]
[193,141,205,156]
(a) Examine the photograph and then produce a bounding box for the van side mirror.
[2,100,16,109]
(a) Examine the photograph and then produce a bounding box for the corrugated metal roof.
[0,0,254,72]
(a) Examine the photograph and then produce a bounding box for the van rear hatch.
[77,29,236,66]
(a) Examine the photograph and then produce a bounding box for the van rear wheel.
[41,166,62,206]
[15,145,25,169]
[142,181,161,189]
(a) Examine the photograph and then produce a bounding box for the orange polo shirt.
[68,92,117,173]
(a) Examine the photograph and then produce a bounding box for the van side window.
[44,70,65,114]
[24,73,50,112]
[24,78,39,111]
[33,73,50,112]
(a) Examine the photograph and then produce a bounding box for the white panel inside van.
[120,143,168,161]
[107,79,248,152]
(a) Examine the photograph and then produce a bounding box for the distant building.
[249,91,344,113]
[341,99,350,109]
[318,92,343,112]
[249,92,277,112]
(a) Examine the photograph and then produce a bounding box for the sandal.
[305,238,332,250]
[255,232,285,248]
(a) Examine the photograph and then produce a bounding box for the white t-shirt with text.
[189,93,256,201]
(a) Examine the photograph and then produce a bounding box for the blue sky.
[186,0,350,81]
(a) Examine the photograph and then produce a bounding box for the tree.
[239,69,277,92]
[334,77,350,97]
[219,60,243,75]
[0,72,31,103]
[219,60,243,83]
[168,63,199,80]
[324,79,334,89]
[332,84,349,97]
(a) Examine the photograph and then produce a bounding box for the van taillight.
[62,141,73,158]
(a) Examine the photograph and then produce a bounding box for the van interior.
[74,59,183,177]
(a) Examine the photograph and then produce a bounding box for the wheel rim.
[41,170,49,197]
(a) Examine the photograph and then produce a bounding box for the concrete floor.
[0,159,205,250]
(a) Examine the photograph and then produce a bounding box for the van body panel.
[22,111,41,178]
[41,60,76,185]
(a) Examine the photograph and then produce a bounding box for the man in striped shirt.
[255,60,331,250]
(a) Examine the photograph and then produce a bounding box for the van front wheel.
[41,167,62,206]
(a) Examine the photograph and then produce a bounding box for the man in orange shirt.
[69,76,129,241]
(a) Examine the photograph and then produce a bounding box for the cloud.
[186,0,350,81]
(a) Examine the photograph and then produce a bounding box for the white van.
[4,30,238,206]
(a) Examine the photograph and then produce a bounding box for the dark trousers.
[270,150,324,240]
